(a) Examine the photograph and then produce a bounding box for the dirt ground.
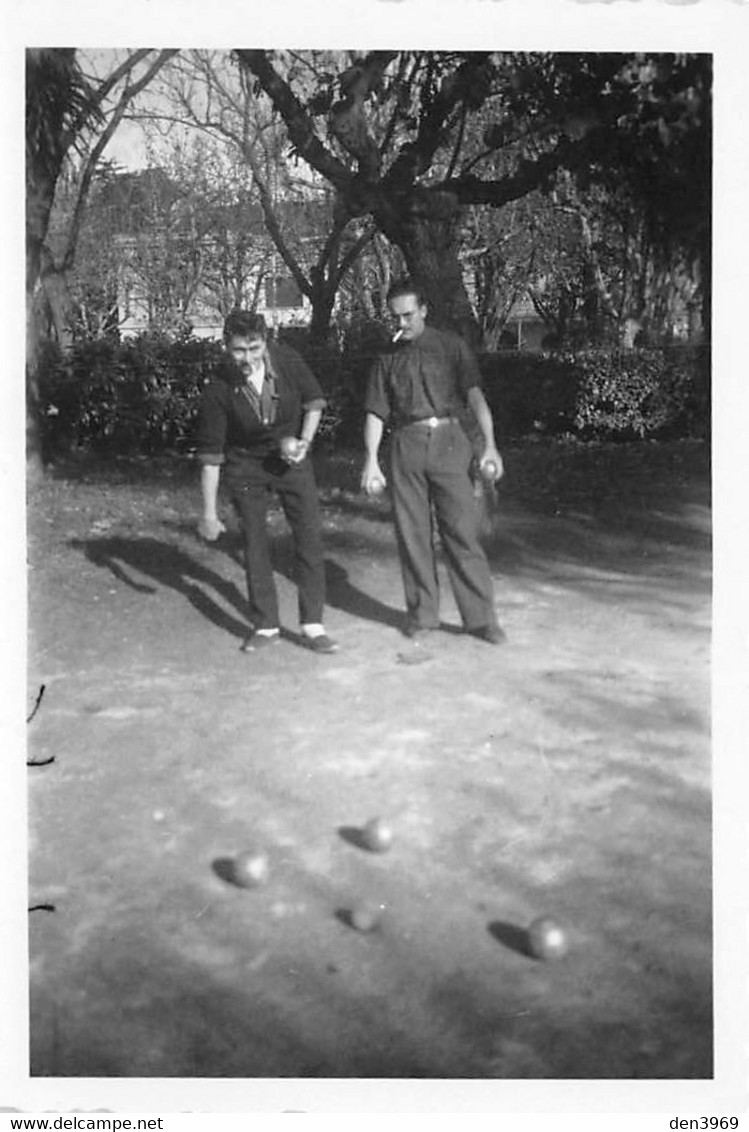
[25,439,712,1081]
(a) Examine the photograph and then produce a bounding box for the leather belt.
[400,416,457,430]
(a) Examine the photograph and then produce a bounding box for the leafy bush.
[277,325,360,448]
[479,352,581,439]
[36,330,709,460]
[572,346,709,439]
[307,320,391,449]
[38,333,223,457]
[479,346,708,441]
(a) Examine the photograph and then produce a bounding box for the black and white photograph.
[4,0,748,1118]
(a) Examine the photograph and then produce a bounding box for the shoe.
[403,623,439,640]
[240,632,280,652]
[302,633,339,654]
[469,624,507,645]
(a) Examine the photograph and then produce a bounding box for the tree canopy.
[235,50,711,340]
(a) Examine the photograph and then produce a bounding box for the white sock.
[301,623,325,639]
[256,627,280,638]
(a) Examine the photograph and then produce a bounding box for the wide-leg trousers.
[229,453,326,630]
[388,420,497,632]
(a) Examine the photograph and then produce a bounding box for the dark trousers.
[229,452,326,630]
[389,421,497,632]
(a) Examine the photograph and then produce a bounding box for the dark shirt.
[196,341,326,465]
[364,325,482,425]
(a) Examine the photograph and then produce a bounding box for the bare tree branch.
[59,50,179,274]
[378,52,422,160]
[327,52,397,177]
[65,49,154,150]
[445,103,468,181]
[384,54,490,190]
[234,50,354,191]
[240,137,312,300]
[333,224,375,288]
[443,126,610,208]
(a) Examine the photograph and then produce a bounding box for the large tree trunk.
[308,269,337,347]
[26,295,46,484]
[376,187,482,349]
[26,261,75,478]
[41,265,75,351]
[26,187,57,481]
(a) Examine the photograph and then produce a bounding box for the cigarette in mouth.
[392,330,403,343]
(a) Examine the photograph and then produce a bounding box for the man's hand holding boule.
[280,436,309,465]
[480,448,504,483]
[361,459,387,497]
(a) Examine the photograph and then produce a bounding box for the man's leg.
[276,461,326,628]
[427,423,498,632]
[232,481,280,631]
[389,427,441,630]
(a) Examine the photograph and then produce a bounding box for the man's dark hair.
[223,310,268,342]
[386,276,428,308]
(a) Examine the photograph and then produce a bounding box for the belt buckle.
[426,416,439,428]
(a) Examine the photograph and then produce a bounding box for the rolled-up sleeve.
[196,382,227,465]
[283,348,328,412]
[364,356,391,421]
[303,396,327,413]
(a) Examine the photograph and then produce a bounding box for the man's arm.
[361,412,387,494]
[276,345,327,463]
[196,380,228,539]
[284,405,323,464]
[361,351,391,494]
[300,406,323,445]
[198,463,226,540]
[467,386,504,481]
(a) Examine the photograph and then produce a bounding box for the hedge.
[35,332,710,459]
[37,334,222,457]
[480,346,709,442]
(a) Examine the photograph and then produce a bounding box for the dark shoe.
[302,633,339,654]
[240,632,280,652]
[469,624,507,645]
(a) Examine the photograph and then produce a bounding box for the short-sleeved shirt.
[196,342,326,465]
[364,325,482,426]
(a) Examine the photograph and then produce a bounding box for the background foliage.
[37,333,709,458]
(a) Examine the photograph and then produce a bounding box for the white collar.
[246,359,266,394]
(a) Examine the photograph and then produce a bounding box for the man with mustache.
[361,278,505,646]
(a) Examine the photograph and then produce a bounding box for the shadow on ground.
[70,537,249,639]
[71,531,404,635]
[28,440,712,1081]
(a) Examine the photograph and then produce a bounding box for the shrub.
[38,334,223,457]
[572,346,709,440]
[479,352,581,440]
[477,346,708,441]
[314,320,391,449]
[36,330,709,459]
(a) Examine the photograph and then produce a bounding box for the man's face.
[226,334,265,376]
[389,294,427,342]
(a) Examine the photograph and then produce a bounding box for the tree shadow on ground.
[28,874,712,1078]
[480,440,711,585]
[28,921,437,1077]
[480,495,711,612]
[69,536,249,640]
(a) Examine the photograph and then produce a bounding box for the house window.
[265,275,303,309]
